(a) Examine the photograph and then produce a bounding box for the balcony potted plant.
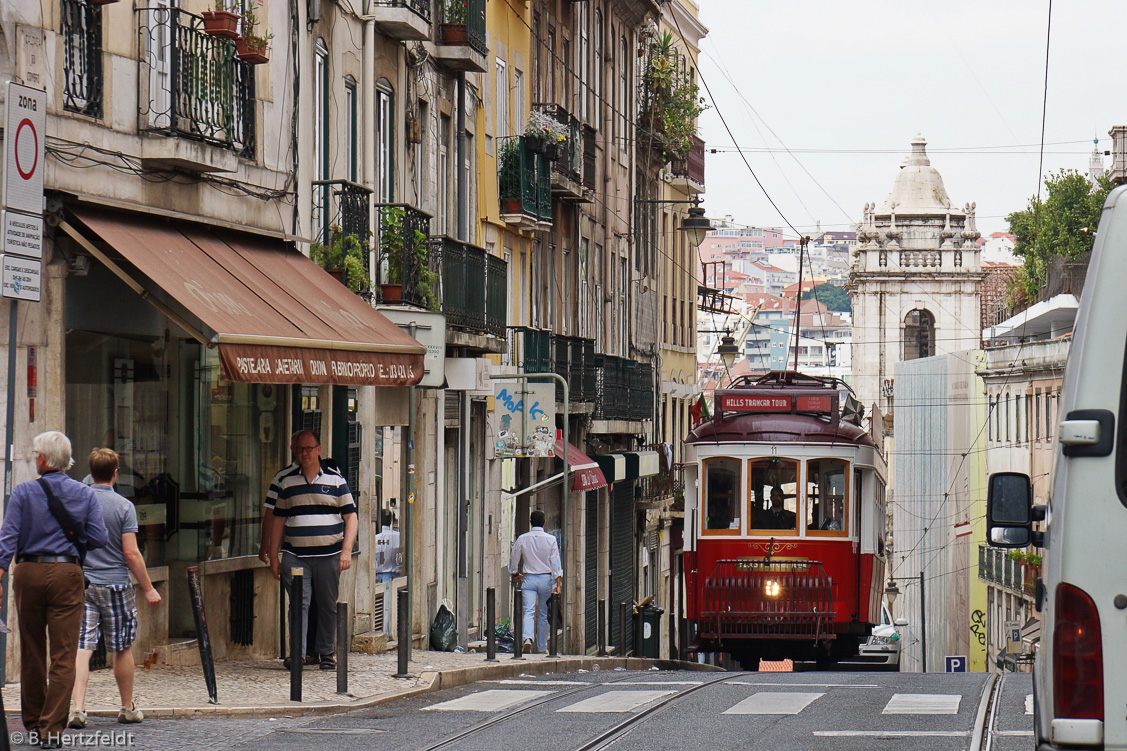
[378,207,436,309]
[235,1,271,64]
[498,139,522,215]
[525,111,568,162]
[202,0,241,38]
[310,226,369,293]
[439,0,468,45]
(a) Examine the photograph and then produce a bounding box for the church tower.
[848,135,983,426]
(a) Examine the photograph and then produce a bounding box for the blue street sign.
[945,655,967,673]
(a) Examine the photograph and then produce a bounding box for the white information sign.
[1,254,42,302]
[4,82,46,216]
[2,210,43,259]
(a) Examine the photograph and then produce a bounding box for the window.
[593,11,602,128]
[748,458,799,534]
[344,76,358,182]
[903,309,935,360]
[580,238,589,339]
[618,36,628,148]
[703,458,741,533]
[806,458,848,535]
[62,0,103,118]
[376,81,394,203]
[439,114,451,235]
[513,69,525,134]
[495,58,509,139]
[578,4,589,122]
[414,100,428,205]
[313,40,329,242]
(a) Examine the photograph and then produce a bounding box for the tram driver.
[763,487,797,530]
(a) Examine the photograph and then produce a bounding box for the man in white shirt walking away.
[508,510,562,654]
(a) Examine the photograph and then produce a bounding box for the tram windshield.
[748,458,799,533]
[807,458,848,534]
[703,458,741,532]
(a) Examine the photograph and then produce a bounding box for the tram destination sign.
[717,393,836,414]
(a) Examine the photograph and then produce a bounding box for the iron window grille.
[61,0,104,119]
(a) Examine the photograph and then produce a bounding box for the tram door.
[610,481,636,655]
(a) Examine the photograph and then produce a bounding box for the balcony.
[535,105,591,203]
[370,0,431,41]
[314,180,371,248]
[550,335,596,402]
[434,0,487,72]
[509,327,553,373]
[139,8,255,169]
[669,135,705,194]
[498,137,553,228]
[375,203,437,310]
[62,0,103,119]
[434,236,507,339]
[978,545,1030,595]
[594,356,654,423]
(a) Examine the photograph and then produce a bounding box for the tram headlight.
[764,579,782,598]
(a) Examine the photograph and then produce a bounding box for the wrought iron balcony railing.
[314,180,372,248]
[375,203,435,309]
[438,0,487,55]
[374,0,431,22]
[548,335,595,402]
[509,327,553,374]
[62,0,104,119]
[498,136,552,224]
[978,545,1027,594]
[670,135,705,187]
[534,104,583,191]
[594,355,654,422]
[434,236,506,338]
[139,7,255,158]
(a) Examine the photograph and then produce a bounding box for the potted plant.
[202,0,241,37]
[524,111,568,161]
[497,139,522,215]
[235,1,271,64]
[310,226,369,293]
[439,0,468,45]
[641,30,708,162]
[378,207,437,309]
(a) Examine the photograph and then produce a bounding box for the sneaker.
[117,702,144,724]
[67,710,87,729]
[319,654,336,671]
[522,638,534,654]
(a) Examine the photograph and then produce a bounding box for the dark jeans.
[13,561,85,736]
[281,552,340,658]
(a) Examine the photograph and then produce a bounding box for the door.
[609,481,635,655]
[584,489,599,651]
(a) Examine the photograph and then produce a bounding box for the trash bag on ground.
[430,603,457,652]
[495,619,515,653]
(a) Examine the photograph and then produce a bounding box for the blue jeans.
[374,572,398,584]
[521,574,553,653]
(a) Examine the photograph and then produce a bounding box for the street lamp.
[717,331,739,371]
[678,204,712,248]
[885,573,926,672]
[884,580,900,609]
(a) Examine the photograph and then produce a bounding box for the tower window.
[903,309,935,360]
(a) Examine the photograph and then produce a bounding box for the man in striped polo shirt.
[268,430,357,670]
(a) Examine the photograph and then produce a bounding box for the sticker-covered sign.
[491,382,555,458]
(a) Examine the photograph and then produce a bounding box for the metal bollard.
[395,588,410,678]
[289,568,303,702]
[618,602,627,658]
[597,599,607,656]
[336,601,348,694]
[512,585,525,660]
[485,587,497,662]
[278,578,287,660]
[547,595,559,658]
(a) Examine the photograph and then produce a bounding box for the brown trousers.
[13,561,85,736]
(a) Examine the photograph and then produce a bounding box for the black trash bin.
[634,604,664,659]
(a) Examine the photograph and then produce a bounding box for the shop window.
[702,457,740,534]
[806,458,848,535]
[748,458,799,534]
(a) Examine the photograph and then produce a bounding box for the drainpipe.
[457,72,468,241]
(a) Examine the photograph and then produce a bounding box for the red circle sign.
[15,118,38,181]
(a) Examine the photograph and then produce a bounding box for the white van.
[987,183,1127,751]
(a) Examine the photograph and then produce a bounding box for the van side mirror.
[986,472,1033,548]
[893,618,909,627]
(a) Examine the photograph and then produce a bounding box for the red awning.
[555,439,608,492]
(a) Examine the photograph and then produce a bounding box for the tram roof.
[686,411,875,447]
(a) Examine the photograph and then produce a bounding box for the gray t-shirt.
[84,484,140,586]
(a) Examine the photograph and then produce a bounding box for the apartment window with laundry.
[376,81,394,203]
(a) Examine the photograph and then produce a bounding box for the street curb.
[77,657,722,720]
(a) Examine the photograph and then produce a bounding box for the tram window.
[748,458,799,533]
[703,458,741,533]
[807,458,848,534]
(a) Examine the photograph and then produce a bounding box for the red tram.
[683,372,888,667]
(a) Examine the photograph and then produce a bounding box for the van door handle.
[1059,420,1101,445]
[1060,410,1115,457]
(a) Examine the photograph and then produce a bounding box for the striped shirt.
[273,464,356,557]
[263,462,298,511]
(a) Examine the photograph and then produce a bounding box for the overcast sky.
[693,0,1127,238]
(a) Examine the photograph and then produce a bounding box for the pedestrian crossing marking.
[617,681,703,686]
[883,694,961,714]
[725,681,879,688]
[723,692,824,715]
[1026,694,1034,715]
[557,690,674,713]
[815,731,970,738]
[488,680,588,686]
[424,689,554,712]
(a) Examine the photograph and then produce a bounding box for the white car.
[856,603,906,670]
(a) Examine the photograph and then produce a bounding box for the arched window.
[904,309,935,360]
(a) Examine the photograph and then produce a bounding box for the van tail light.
[1053,583,1103,720]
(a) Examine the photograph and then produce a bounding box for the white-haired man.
[0,431,107,748]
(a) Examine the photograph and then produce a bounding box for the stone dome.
[879,135,955,216]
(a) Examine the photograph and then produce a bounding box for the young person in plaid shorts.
[69,449,162,729]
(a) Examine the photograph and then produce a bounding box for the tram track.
[415,671,740,751]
